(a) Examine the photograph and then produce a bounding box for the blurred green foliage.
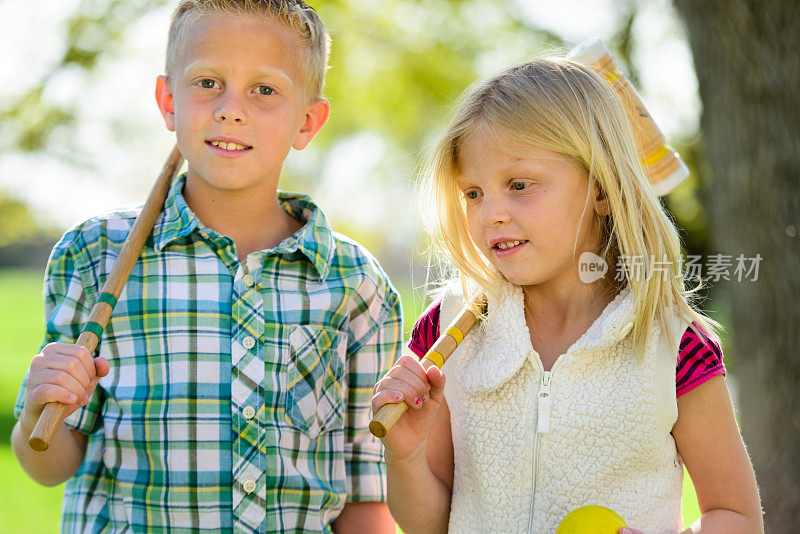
[1,0,710,268]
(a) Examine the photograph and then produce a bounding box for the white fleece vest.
[439,283,687,534]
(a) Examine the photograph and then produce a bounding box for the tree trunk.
[674,1,800,531]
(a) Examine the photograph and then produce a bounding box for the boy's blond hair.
[422,58,719,355]
[166,0,330,101]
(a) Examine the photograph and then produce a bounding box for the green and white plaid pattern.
[15,175,402,533]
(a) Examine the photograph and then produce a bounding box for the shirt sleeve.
[407,298,442,359]
[676,323,726,397]
[13,228,104,435]
[342,269,403,502]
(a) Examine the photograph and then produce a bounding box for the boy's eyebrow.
[183,63,295,87]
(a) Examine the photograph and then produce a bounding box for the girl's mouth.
[492,239,528,257]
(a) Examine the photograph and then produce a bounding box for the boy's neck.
[183,175,304,261]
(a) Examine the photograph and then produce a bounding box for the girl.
[372,58,763,533]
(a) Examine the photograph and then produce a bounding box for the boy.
[11,1,401,532]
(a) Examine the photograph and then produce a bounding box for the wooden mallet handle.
[28,145,183,452]
[369,304,482,438]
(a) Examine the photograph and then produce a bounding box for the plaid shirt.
[15,175,402,533]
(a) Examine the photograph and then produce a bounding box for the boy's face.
[156,14,328,194]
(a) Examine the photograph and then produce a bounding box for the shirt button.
[242,406,256,420]
[616,321,634,342]
[242,336,256,350]
[243,479,256,493]
[243,274,255,287]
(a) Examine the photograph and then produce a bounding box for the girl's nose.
[214,93,247,124]
[480,195,511,227]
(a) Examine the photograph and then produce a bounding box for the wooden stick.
[28,145,183,452]
[369,302,483,438]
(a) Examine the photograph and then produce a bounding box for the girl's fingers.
[379,377,428,409]
[391,354,428,382]
[425,365,446,401]
[385,364,430,399]
[371,389,404,414]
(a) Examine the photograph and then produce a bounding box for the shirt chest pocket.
[285,324,347,439]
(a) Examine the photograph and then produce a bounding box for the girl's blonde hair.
[421,58,719,354]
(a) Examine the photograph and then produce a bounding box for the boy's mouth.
[206,140,253,151]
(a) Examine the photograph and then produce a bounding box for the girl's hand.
[371,354,446,460]
[19,342,110,434]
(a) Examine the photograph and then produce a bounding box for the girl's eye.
[199,79,218,89]
[257,85,275,96]
[465,189,482,200]
[511,181,530,191]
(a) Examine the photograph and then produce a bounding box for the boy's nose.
[214,97,247,124]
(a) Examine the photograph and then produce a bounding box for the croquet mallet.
[369,301,484,438]
[28,145,184,452]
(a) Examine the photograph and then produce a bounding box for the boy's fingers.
[34,369,89,401]
[29,383,79,409]
[94,357,110,378]
[36,353,92,390]
[41,343,96,382]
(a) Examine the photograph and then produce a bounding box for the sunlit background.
[0,0,729,531]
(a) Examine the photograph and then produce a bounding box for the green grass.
[0,269,44,439]
[0,445,63,532]
[0,269,62,532]
[0,268,701,529]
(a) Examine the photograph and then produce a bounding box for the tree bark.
[674,1,800,531]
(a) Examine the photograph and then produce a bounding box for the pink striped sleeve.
[408,298,442,358]
[676,324,726,397]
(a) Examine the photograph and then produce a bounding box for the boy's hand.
[371,354,446,461]
[19,342,110,435]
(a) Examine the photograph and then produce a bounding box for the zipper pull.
[537,371,551,434]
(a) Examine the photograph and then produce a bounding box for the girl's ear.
[155,75,176,132]
[593,182,611,216]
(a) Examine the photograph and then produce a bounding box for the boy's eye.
[257,85,275,96]
[199,79,218,89]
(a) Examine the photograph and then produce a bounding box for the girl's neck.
[522,275,618,365]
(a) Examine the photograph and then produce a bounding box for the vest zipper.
[526,369,552,533]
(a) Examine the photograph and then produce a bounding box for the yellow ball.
[556,505,628,534]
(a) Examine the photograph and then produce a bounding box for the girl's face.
[457,127,607,290]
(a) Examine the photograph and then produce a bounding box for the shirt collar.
[152,174,198,253]
[152,174,336,280]
[271,191,336,281]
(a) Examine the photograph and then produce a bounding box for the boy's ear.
[155,75,176,132]
[593,182,611,216]
[292,97,330,150]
